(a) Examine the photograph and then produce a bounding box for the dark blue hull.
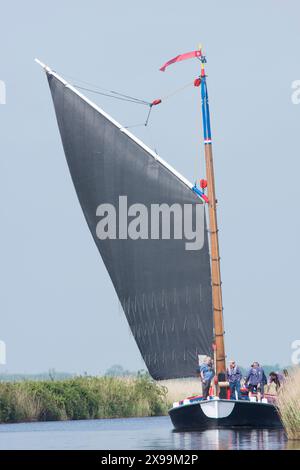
[169,399,282,430]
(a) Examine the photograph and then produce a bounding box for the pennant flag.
[160,50,202,72]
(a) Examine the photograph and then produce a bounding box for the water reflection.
[0,417,298,450]
[170,428,288,450]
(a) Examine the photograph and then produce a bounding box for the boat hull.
[169,399,282,430]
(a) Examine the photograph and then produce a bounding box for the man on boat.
[226,360,242,400]
[199,356,214,400]
[245,362,267,402]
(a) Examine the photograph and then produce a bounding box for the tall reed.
[277,367,300,440]
[160,378,201,404]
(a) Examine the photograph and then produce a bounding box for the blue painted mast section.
[192,59,211,203]
[201,76,212,144]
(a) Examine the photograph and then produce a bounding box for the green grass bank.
[0,374,169,423]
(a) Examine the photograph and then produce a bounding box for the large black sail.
[43,66,213,379]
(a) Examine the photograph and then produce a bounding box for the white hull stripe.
[200,400,235,419]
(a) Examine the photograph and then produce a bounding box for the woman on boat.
[268,371,281,391]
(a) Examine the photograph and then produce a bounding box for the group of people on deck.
[227,360,267,401]
[198,357,286,401]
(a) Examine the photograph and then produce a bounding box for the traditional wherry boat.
[158,49,282,430]
[36,46,282,430]
[170,398,282,430]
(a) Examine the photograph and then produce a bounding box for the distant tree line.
[0,364,289,383]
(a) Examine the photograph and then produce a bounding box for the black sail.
[44,69,213,379]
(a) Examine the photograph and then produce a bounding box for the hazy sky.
[1,0,300,374]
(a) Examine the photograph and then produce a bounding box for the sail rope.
[74,85,150,106]
[62,72,194,128]
[62,73,150,105]
[161,80,194,100]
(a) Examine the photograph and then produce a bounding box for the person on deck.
[226,360,242,400]
[268,371,281,392]
[199,356,215,400]
[245,362,267,402]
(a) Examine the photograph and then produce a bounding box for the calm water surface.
[0,417,298,450]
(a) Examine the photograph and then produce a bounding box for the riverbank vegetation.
[0,373,168,423]
[277,367,300,440]
[1,364,295,426]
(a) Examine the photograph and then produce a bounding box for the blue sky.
[0,0,299,374]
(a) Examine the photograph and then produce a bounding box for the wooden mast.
[199,51,226,376]
[158,47,226,376]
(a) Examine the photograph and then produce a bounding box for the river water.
[0,416,299,450]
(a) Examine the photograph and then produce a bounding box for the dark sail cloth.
[44,69,214,379]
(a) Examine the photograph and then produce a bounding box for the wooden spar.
[205,143,226,375]
[158,48,226,375]
[199,54,226,376]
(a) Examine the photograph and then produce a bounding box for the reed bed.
[277,367,300,440]
[160,378,201,404]
[0,374,169,424]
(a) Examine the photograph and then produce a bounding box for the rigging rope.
[63,73,150,105]
[63,73,195,128]
[74,85,150,106]
[160,81,194,100]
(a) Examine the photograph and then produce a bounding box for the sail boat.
[35,48,282,430]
